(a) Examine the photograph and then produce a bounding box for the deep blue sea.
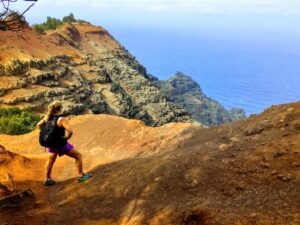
[108,26,300,115]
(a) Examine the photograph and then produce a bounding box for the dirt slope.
[0,27,78,64]
[0,23,117,64]
[0,101,300,224]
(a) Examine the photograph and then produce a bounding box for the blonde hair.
[45,100,63,121]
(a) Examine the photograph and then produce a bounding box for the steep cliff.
[0,23,192,126]
[152,72,246,126]
[0,22,248,127]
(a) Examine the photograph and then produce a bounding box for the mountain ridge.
[0,21,243,126]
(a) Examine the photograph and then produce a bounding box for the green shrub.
[32,24,47,34]
[33,13,90,34]
[0,108,41,135]
[62,13,77,23]
[32,16,63,34]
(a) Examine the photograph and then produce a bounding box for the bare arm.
[58,118,73,140]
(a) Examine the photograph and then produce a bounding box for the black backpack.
[39,116,67,148]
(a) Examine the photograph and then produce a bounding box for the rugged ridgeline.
[0,23,191,126]
[0,102,299,224]
[0,22,244,126]
[151,72,246,126]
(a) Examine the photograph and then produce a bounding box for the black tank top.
[49,115,67,147]
[51,115,65,138]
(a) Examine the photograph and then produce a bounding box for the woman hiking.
[37,100,92,186]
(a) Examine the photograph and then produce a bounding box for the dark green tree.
[0,0,37,31]
[0,108,40,135]
[33,13,90,34]
[62,13,76,23]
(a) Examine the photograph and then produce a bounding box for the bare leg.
[65,149,84,176]
[45,153,57,179]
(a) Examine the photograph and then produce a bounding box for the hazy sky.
[12,1,300,20]
[11,0,300,37]
[15,0,300,15]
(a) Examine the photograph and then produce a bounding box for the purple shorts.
[47,142,74,156]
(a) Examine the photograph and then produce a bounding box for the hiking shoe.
[77,173,93,182]
[43,179,56,186]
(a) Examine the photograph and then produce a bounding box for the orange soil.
[0,23,122,65]
[0,102,300,224]
[0,27,77,64]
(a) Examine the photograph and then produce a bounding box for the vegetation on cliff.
[32,13,90,34]
[0,108,40,135]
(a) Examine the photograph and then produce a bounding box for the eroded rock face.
[0,23,192,126]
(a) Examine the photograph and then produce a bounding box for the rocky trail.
[0,101,299,224]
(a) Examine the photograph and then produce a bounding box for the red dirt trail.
[0,102,300,225]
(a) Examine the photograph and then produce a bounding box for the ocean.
[108,25,300,116]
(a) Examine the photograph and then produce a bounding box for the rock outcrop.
[0,23,192,126]
[152,72,246,126]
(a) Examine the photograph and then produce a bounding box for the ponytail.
[45,100,62,121]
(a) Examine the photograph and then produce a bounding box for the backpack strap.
[50,115,60,123]
[47,115,60,130]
